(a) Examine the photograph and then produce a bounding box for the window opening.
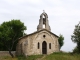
[43,35,46,38]
[49,43,51,49]
[43,24,45,28]
[43,15,45,18]
[38,42,40,49]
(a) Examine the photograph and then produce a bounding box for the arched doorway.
[42,41,47,54]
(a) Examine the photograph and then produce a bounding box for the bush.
[73,47,79,53]
[17,55,26,60]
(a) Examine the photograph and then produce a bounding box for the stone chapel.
[16,11,59,56]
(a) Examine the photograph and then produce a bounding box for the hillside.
[0,52,80,60]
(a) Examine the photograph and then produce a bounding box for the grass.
[26,55,43,60]
[42,52,80,60]
[0,55,43,60]
[0,52,80,60]
[0,56,17,60]
[17,55,26,60]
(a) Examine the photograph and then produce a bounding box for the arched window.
[49,43,51,49]
[38,42,40,49]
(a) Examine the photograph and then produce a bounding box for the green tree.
[58,34,64,49]
[71,22,80,53]
[0,20,26,57]
[73,47,79,53]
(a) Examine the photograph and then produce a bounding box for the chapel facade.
[16,11,59,56]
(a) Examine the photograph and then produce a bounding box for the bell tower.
[37,11,51,31]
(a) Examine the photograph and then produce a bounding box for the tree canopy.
[0,20,26,57]
[71,22,80,53]
[58,34,64,49]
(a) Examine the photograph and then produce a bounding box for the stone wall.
[0,51,15,56]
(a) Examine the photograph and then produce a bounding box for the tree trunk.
[9,50,14,58]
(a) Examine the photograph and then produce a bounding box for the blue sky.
[0,0,80,52]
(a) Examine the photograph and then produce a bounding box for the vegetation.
[0,55,43,60]
[42,52,80,60]
[26,55,43,60]
[73,47,79,53]
[0,20,26,57]
[0,52,80,60]
[58,34,64,49]
[71,22,80,53]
